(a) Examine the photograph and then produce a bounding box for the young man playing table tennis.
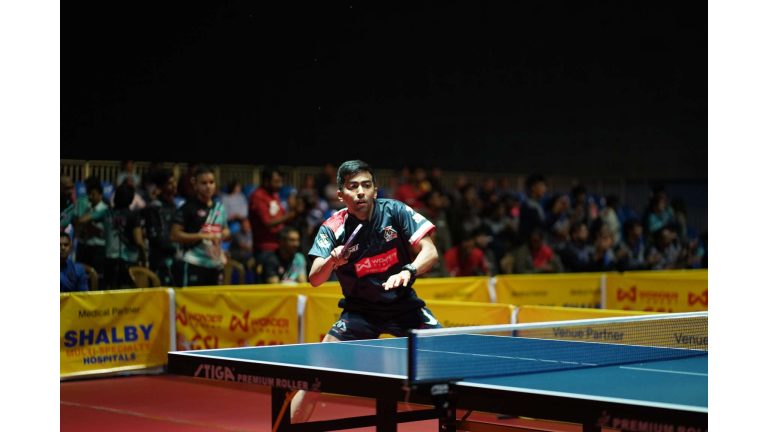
[291,159,443,422]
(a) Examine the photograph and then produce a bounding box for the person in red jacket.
[443,229,489,277]
[248,167,297,278]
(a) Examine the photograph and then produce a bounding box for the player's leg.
[290,332,339,422]
[290,312,380,423]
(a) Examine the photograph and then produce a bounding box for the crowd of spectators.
[60,162,707,292]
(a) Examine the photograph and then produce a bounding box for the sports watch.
[402,263,418,278]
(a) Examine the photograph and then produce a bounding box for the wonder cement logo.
[354,248,398,277]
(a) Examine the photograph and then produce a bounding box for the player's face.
[338,171,377,219]
[194,173,216,202]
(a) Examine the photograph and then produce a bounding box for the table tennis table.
[167,314,707,432]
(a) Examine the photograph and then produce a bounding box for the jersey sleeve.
[394,201,436,246]
[308,224,339,259]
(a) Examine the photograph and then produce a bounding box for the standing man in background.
[248,167,296,280]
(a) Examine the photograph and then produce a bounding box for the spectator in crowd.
[615,220,648,271]
[178,162,200,201]
[79,183,147,289]
[421,190,452,277]
[511,228,563,274]
[116,160,141,188]
[646,225,684,270]
[559,221,592,272]
[75,177,108,290]
[60,175,77,232]
[171,165,230,286]
[517,173,548,247]
[444,229,489,277]
[643,186,675,239]
[473,226,499,276]
[143,169,180,286]
[222,179,249,225]
[588,224,620,272]
[545,193,571,253]
[483,200,516,266]
[60,232,89,292]
[261,226,308,284]
[394,166,426,210]
[227,218,254,269]
[600,195,623,244]
[569,184,597,228]
[248,167,297,273]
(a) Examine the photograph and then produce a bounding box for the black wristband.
[402,263,417,278]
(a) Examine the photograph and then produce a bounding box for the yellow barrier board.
[303,294,513,343]
[413,276,491,302]
[516,305,651,323]
[495,273,603,307]
[183,282,341,296]
[175,289,298,350]
[605,270,708,312]
[60,288,171,378]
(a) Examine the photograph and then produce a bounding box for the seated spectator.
[512,228,563,274]
[646,225,685,270]
[228,218,254,268]
[559,221,592,272]
[615,220,648,271]
[261,226,307,284]
[222,179,249,224]
[443,230,489,277]
[517,173,548,247]
[249,167,297,268]
[61,232,89,292]
[588,224,620,272]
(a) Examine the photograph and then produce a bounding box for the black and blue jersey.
[308,198,436,318]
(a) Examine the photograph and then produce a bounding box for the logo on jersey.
[382,226,398,242]
[332,319,347,334]
[317,233,331,248]
[355,248,399,277]
[421,308,439,326]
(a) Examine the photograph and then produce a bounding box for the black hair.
[524,173,546,191]
[227,178,241,193]
[193,164,215,178]
[152,169,174,187]
[337,160,376,190]
[260,166,281,185]
[84,176,102,194]
[113,183,135,209]
[279,225,300,241]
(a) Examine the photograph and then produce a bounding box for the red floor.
[61,375,583,431]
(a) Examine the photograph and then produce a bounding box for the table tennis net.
[407,312,707,384]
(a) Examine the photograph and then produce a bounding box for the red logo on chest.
[354,248,399,277]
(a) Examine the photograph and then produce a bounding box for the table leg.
[376,398,397,432]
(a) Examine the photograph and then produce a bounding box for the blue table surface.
[173,337,707,410]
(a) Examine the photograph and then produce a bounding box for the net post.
[407,329,417,385]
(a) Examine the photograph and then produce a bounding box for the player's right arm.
[308,245,348,287]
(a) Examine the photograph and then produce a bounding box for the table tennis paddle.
[340,224,362,258]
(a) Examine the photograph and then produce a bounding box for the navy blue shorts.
[327,307,442,341]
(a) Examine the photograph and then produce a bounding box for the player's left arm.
[382,235,438,290]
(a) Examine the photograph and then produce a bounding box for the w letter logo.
[230,310,250,332]
[617,286,637,302]
[688,290,708,306]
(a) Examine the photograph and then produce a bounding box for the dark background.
[63,1,706,179]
